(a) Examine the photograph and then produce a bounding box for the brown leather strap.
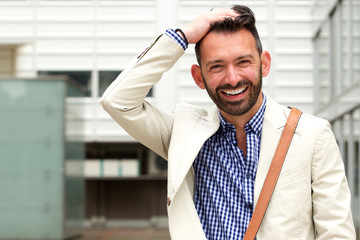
[243,107,302,240]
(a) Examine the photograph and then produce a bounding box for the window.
[38,71,91,97]
[99,70,153,97]
[99,71,121,97]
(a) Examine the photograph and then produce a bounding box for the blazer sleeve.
[311,120,356,239]
[100,34,185,160]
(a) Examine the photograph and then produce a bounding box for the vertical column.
[313,34,320,112]
[92,0,99,141]
[358,110,360,235]
[31,0,38,78]
[329,11,335,100]
[265,0,277,98]
[92,0,99,99]
[348,112,355,213]
[347,0,353,86]
[339,117,345,159]
[154,0,178,111]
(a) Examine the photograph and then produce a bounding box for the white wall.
[0,0,313,142]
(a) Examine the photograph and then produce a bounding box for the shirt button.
[246,174,250,179]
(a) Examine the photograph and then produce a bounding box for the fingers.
[182,8,239,44]
[206,8,239,23]
[209,8,239,18]
[202,8,238,27]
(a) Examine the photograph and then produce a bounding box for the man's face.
[193,29,269,118]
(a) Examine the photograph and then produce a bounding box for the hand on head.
[182,8,239,44]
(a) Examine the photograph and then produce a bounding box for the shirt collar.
[219,93,267,135]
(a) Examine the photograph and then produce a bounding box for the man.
[101,5,355,240]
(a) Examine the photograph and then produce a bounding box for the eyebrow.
[206,59,224,68]
[235,54,255,61]
[206,54,255,68]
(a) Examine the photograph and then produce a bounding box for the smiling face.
[191,28,271,121]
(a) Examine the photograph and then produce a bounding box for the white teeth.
[224,87,246,96]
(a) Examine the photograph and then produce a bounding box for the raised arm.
[100,8,239,159]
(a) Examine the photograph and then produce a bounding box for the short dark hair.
[195,5,263,65]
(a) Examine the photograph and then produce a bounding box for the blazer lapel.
[167,95,289,204]
[167,104,219,200]
[254,95,288,203]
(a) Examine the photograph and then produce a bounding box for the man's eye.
[238,60,250,66]
[210,65,223,71]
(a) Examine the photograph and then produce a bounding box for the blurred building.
[312,0,360,236]
[0,78,85,240]
[0,0,358,238]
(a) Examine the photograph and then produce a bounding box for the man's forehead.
[201,30,256,49]
[200,30,258,57]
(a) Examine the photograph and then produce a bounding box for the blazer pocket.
[277,164,310,188]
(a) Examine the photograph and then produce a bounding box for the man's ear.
[191,64,206,89]
[261,51,271,77]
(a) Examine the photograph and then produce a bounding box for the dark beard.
[202,69,262,116]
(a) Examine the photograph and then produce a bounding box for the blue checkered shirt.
[165,28,267,239]
[193,95,267,240]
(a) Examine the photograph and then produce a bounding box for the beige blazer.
[101,34,355,239]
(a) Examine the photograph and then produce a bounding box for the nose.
[225,65,240,86]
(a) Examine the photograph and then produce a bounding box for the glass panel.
[38,71,90,97]
[64,141,84,238]
[0,79,65,239]
[0,79,84,239]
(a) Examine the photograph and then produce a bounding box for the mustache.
[216,79,253,91]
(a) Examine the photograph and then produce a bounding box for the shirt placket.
[243,125,259,211]
[225,129,245,193]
